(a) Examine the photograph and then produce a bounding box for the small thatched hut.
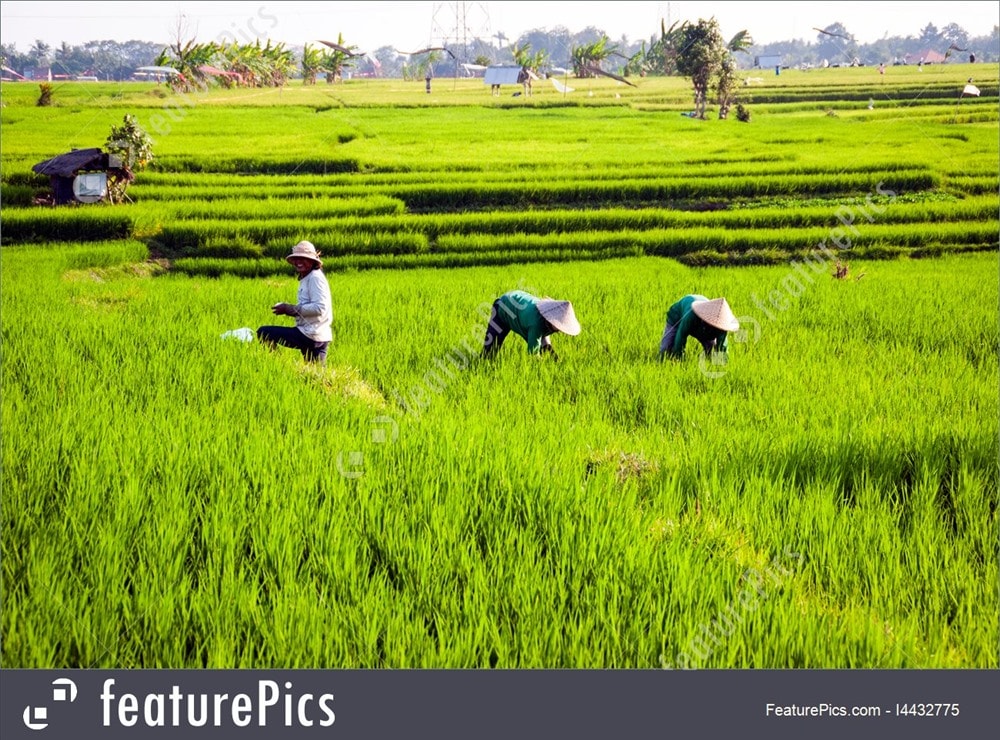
[31,148,129,204]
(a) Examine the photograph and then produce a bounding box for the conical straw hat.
[692,297,739,331]
[537,300,581,336]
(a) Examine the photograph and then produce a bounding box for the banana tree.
[716,30,754,119]
[260,40,295,86]
[301,43,323,85]
[570,36,619,77]
[154,40,217,92]
[644,20,687,76]
[217,41,257,87]
[529,50,549,74]
[319,34,360,83]
[622,43,648,77]
[511,42,532,67]
[104,114,153,204]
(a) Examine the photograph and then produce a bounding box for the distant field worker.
[483,290,580,358]
[257,240,332,364]
[659,294,739,360]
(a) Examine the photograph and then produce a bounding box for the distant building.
[24,66,52,81]
[754,54,783,70]
[906,50,947,64]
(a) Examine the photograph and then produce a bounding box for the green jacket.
[493,290,552,353]
[665,294,729,357]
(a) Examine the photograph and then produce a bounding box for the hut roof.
[906,49,947,64]
[32,148,121,177]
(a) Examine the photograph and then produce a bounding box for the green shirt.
[667,294,729,357]
[494,290,553,353]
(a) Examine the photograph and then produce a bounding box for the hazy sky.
[2,1,997,51]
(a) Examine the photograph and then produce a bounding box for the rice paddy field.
[1,65,998,669]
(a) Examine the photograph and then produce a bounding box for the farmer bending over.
[483,290,580,359]
[659,295,739,360]
[257,240,332,364]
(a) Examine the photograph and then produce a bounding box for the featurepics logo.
[99,680,335,729]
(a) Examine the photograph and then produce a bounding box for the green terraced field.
[1,65,997,668]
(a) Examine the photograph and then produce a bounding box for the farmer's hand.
[272,303,294,316]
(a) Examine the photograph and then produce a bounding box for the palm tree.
[53,42,71,75]
[29,39,50,65]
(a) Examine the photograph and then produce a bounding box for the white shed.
[755,55,783,69]
[484,65,523,86]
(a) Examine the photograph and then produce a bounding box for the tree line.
[2,18,997,84]
[1,39,163,80]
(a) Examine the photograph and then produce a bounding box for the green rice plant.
[414,195,997,239]
[942,176,1000,195]
[434,230,643,254]
[160,156,361,174]
[3,239,151,271]
[151,217,429,258]
[197,235,264,259]
[259,231,428,257]
[908,243,994,259]
[678,249,792,266]
[433,220,997,261]
[60,240,151,270]
[170,195,406,221]
[2,207,135,244]
[170,257,288,278]
[0,183,36,206]
[130,160,932,189]
[128,175,923,207]
[1,172,49,187]
[172,245,645,276]
[390,171,940,211]
[4,248,995,668]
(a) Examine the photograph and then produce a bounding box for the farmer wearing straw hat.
[658,294,739,360]
[257,240,333,364]
[482,290,581,359]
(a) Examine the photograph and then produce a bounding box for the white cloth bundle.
[221,327,255,342]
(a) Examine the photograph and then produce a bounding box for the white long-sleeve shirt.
[294,269,333,342]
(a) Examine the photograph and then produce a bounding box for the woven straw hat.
[692,297,740,331]
[537,299,581,336]
[286,240,322,267]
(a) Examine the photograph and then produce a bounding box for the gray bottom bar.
[2,670,996,739]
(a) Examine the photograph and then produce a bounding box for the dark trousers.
[482,300,511,358]
[257,326,329,364]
